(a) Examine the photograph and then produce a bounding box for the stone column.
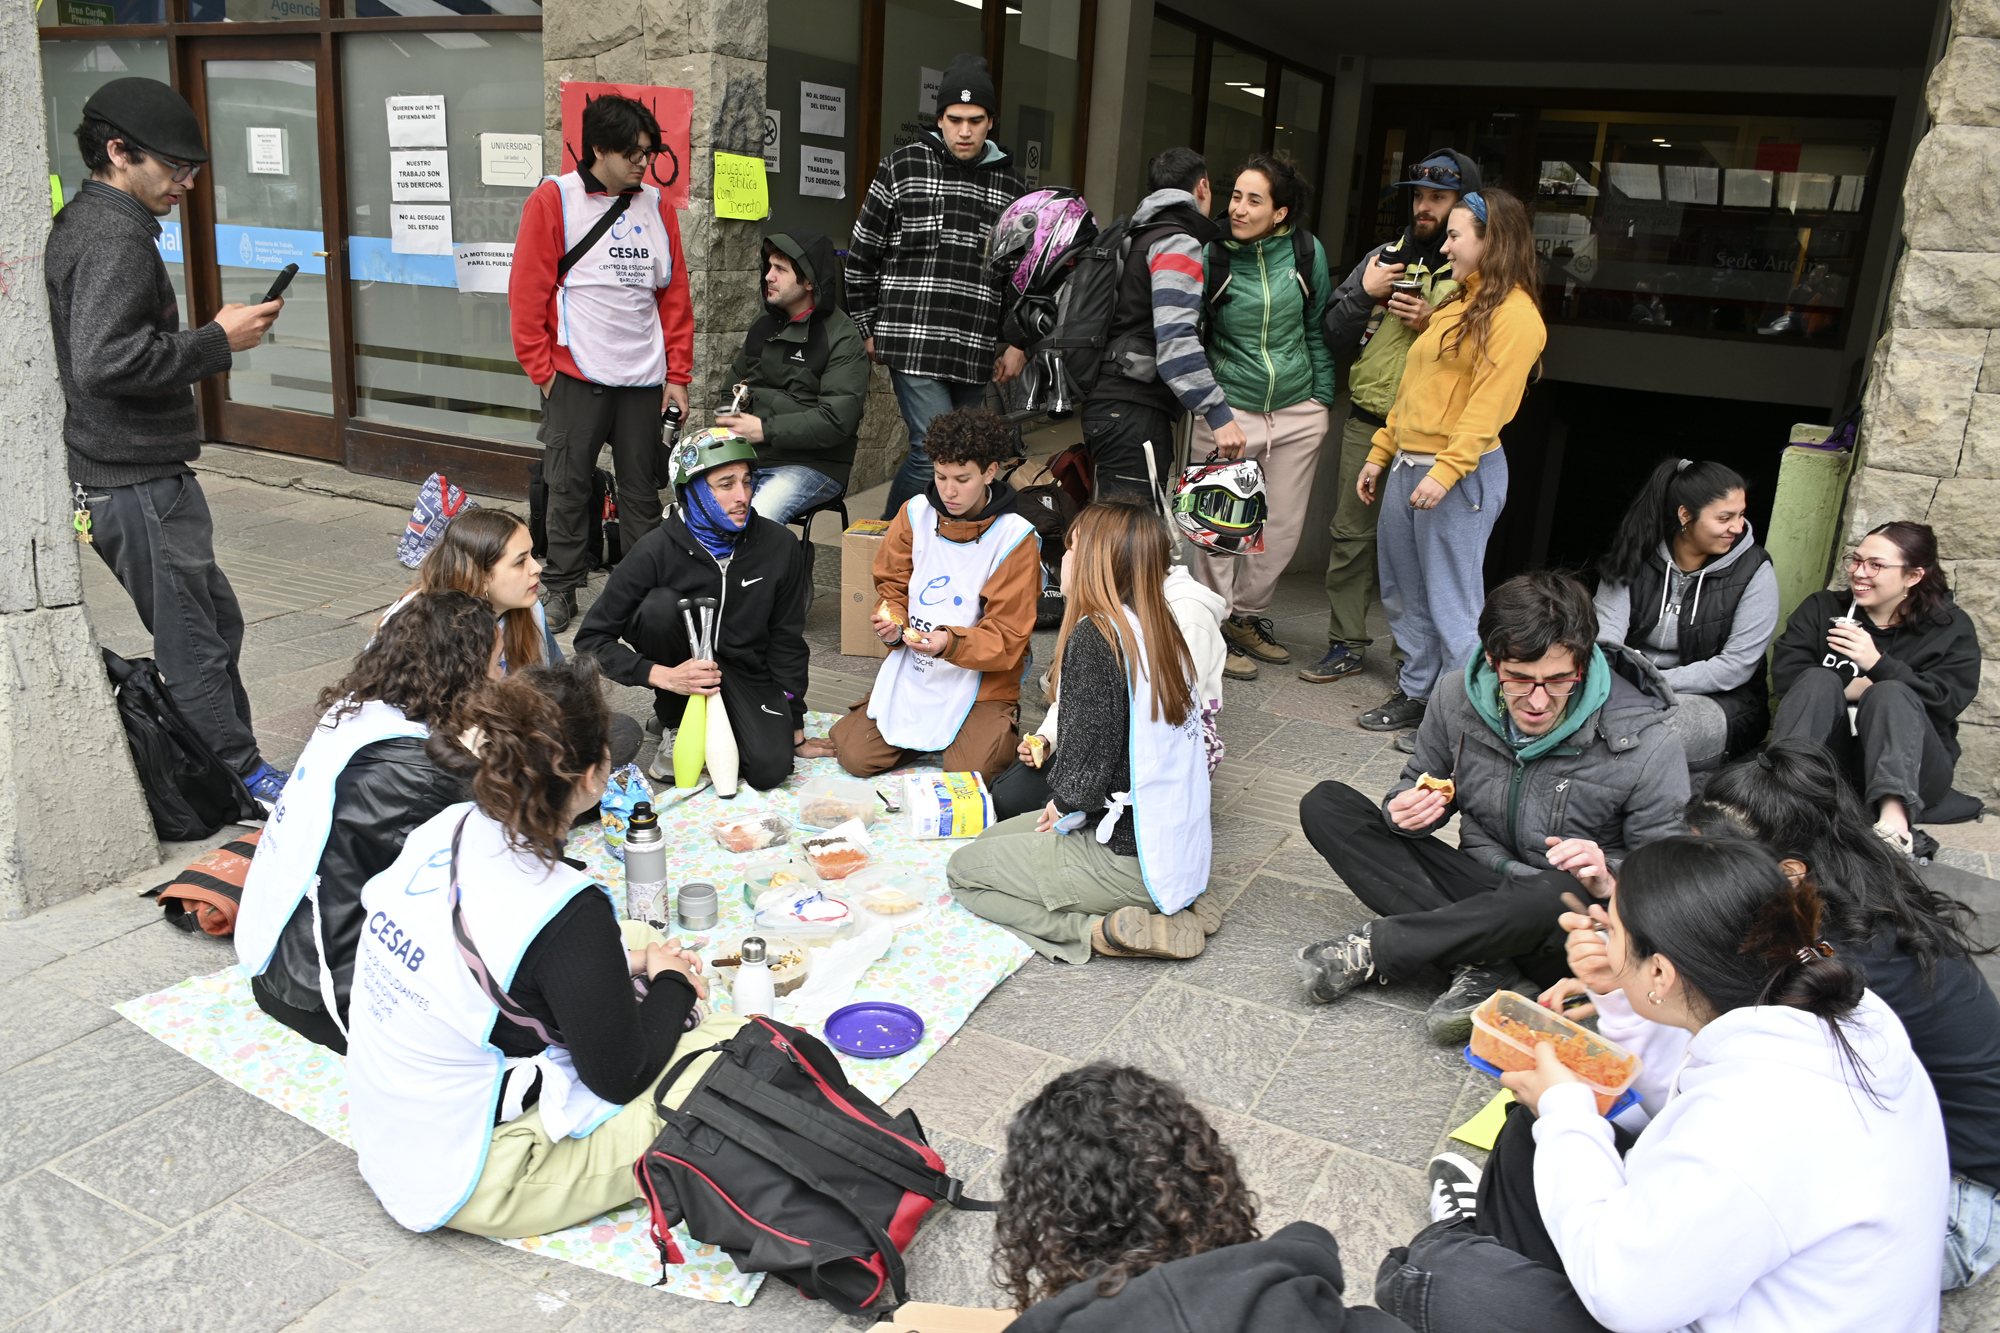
[1,13,160,916]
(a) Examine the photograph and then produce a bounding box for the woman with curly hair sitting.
[996,1064,1404,1331]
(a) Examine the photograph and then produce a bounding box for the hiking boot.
[1101,905,1206,959]
[542,587,578,633]
[1299,644,1364,683]
[242,762,290,814]
[1425,960,1523,1046]
[1393,731,1418,755]
[1359,690,1426,733]
[1296,924,1376,1003]
[1224,615,1291,664]
[1090,918,1145,957]
[1427,1153,1483,1225]
[1224,645,1260,680]
[1187,891,1227,936]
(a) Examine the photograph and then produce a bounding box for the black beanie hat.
[937,54,997,121]
[82,77,210,164]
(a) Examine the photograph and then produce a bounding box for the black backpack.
[1202,227,1318,321]
[103,649,260,841]
[1034,212,1134,397]
[637,1016,995,1315]
[1014,459,1081,629]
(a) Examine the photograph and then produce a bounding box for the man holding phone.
[1300,150,1480,690]
[46,77,292,809]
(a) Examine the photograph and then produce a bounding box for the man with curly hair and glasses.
[1293,570,1688,1046]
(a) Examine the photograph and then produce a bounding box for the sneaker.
[542,587,578,633]
[647,740,675,783]
[1873,820,1915,859]
[1296,923,1376,1003]
[1102,905,1207,959]
[242,762,290,814]
[1224,645,1260,680]
[1299,644,1364,683]
[1427,1153,1483,1225]
[1359,690,1426,733]
[1393,731,1418,755]
[1425,960,1523,1046]
[1224,615,1291,664]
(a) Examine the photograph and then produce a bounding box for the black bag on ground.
[529,462,622,568]
[103,649,260,841]
[1015,460,1080,630]
[528,460,549,558]
[637,1016,995,1316]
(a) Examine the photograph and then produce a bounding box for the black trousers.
[639,610,796,792]
[1375,1103,1629,1333]
[1772,666,1955,820]
[539,373,665,594]
[250,971,348,1055]
[1300,781,1571,984]
[1082,397,1177,502]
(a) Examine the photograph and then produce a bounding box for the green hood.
[1465,644,1611,762]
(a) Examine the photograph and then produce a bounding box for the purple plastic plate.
[823,1001,925,1059]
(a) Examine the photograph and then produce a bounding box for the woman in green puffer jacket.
[1190,153,1337,681]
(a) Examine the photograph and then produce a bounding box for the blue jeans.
[1945,1173,2000,1290]
[749,465,844,525]
[1377,448,1508,702]
[884,370,987,518]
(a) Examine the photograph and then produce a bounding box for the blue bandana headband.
[1463,191,1487,224]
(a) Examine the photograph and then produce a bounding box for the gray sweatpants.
[83,471,260,774]
[1378,449,1508,701]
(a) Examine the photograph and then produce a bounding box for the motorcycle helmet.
[669,426,758,491]
[987,188,1096,299]
[1173,456,1267,556]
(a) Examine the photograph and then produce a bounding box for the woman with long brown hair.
[1352,185,1547,745]
[947,500,1217,961]
[394,509,558,673]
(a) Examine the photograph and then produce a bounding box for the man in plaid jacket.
[846,53,1026,518]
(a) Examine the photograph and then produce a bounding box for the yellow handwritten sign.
[713,151,769,221]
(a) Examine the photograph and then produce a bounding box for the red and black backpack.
[637,1017,995,1315]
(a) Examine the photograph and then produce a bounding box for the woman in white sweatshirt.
[1377,835,1947,1333]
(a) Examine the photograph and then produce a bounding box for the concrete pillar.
[1084,0,1153,221]
[1,12,160,916]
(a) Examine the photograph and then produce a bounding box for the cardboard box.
[841,519,892,658]
[879,1303,1015,1332]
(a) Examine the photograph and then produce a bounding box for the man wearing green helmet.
[575,428,834,789]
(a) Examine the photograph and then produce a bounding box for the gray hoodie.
[1594,521,1779,698]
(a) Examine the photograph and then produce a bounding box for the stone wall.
[1843,0,2000,795]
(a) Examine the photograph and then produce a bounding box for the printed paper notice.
[454,242,514,294]
[479,133,542,187]
[713,152,769,220]
[386,95,447,148]
[919,67,941,117]
[391,149,451,202]
[390,204,453,255]
[246,127,285,175]
[800,82,845,137]
[800,145,845,200]
[762,109,781,173]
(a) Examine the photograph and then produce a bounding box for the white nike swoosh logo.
[761,705,782,715]
[741,576,764,586]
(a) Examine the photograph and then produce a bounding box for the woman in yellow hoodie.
[1353,186,1546,738]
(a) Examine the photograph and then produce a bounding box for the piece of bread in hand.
[1413,772,1455,802]
[1025,734,1047,768]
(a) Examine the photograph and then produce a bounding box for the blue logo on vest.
[916,575,962,608]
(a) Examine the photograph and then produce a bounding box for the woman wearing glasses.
[1770,521,1980,856]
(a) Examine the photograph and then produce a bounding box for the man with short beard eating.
[1301,150,1481,688]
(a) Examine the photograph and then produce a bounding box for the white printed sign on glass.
[386,95,447,149]
[391,149,451,202]
[480,133,542,188]
[246,127,286,175]
[800,82,845,138]
[454,242,514,294]
[763,110,781,173]
[918,67,941,117]
[390,204,453,256]
[800,145,846,199]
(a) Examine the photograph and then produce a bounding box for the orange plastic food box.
[1469,990,1643,1115]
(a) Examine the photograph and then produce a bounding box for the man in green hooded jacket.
[1291,570,1689,1044]
[715,228,871,524]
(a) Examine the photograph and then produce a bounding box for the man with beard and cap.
[46,77,290,810]
[846,53,1027,519]
[574,428,829,789]
[1299,149,1481,691]
[714,228,870,526]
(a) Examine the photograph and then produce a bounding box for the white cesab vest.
[346,803,618,1232]
[550,172,673,387]
[235,699,431,1034]
[1094,608,1212,915]
[867,495,1036,751]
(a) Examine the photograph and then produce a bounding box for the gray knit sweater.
[45,181,233,487]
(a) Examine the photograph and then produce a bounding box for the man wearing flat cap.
[45,76,292,810]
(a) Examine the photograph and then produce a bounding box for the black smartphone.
[261,263,299,304]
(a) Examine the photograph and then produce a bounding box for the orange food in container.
[1469,990,1643,1116]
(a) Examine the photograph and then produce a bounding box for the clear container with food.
[802,817,873,882]
[710,811,794,854]
[752,884,858,943]
[741,857,812,909]
[841,868,931,927]
[710,935,811,998]
[796,776,880,831]
[1469,990,1642,1116]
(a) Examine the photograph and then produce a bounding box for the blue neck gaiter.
[682,477,746,559]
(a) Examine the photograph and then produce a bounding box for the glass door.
[184,35,341,459]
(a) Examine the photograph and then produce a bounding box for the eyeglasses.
[1498,676,1583,699]
[1406,163,1463,186]
[131,144,200,183]
[1844,553,1908,576]
[618,144,664,161]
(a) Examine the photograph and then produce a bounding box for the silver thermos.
[624,801,667,927]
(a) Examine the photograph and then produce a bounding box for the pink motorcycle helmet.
[987,188,1096,297]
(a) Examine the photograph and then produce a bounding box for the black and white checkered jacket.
[844,132,1025,386]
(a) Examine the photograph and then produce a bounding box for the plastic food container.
[741,857,811,908]
[752,885,858,944]
[711,934,811,998]
[796,776,879,831]
[710,811,793,854]
[1468,990,1642,1116]
[802,817,873,882]
[841,868,931,927]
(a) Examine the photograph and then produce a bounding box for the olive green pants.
[945,812,1154,964]
[1324,410,1385,651]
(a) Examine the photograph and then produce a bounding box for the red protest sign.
[558,81,694,211]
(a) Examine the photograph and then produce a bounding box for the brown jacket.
[874,483,1040,705]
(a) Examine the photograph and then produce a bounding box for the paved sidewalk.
[3,447,1994,1330]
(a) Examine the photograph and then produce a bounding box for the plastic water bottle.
[624,802,667,927]
[733,936,777,1016]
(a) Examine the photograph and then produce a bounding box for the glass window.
[187,0,324,19]
[768,0,862,248]
[1001,0,1081,190]
[1272,70,1324,220]
[1204,43,1267,188]
[879,0,984,163]
[1139,17,1196,171]
[42,0,165,25]
[341,31,544,443]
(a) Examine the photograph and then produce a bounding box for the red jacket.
[509,174,693,387]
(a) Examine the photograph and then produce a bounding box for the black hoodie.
[725,228,872,489]
[1771,588,1982,759]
